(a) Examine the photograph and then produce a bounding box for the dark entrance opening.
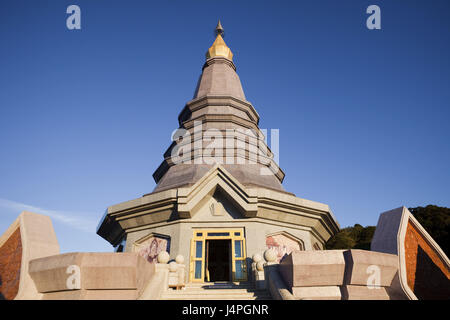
[205,239,231,282]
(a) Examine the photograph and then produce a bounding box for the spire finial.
[206,20,233,61]
[215,20,225,38]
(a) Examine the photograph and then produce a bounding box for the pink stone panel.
[266,234,303,263]
[136,236,170,263]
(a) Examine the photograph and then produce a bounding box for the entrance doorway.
[189,228,247,283]
[206,240,231,282]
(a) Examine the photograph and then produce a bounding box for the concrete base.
[292,286,341,300]
[344,249,398,287]
[29,252,155,299]
[279,249,407,300]
[255,270,266,290]
[341,285,390,300]
[41,289,138,300]
[280,250,346,287]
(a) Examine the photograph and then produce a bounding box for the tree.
[409,205,449,257]
[325,224,375,250]
[325,205,449,257]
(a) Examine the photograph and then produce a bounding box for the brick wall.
[0,227,22,300]
[404,220,450,299]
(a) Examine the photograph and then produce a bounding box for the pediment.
[190,187,244,221]
[177,164,257,218]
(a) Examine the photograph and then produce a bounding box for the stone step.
[167,288,266,294]
[185,283,255,289]
[162,292,272,300]
[162,295,271,300]
[161,292,272,300]
[163,293,270,300]
[162,282,272,300]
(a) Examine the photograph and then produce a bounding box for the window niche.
[265,232,305,263]
[133,233,171,263]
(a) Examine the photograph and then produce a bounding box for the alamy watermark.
[66,264,81,289]
[65,5,381,31]
[66,5,81,30]
[367,5,381,30]
[366,265,381,289]
[169,121,280,176]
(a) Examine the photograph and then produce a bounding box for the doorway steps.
[161,282,272,300]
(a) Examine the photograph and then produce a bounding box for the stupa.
[97,21,340,283]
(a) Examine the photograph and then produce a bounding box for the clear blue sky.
[1,0,449,253]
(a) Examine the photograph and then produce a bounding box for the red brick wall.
[404,220,450,299]
[0,227,22,300]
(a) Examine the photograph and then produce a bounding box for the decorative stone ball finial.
[252,253,262,263]
[175,254,185,264]
[157,251,170,264]
[256,261,265,271]
[264,248,277,263]
[168,261,178,272]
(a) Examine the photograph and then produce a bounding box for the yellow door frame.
[189,228,247,283]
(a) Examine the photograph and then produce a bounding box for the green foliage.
[408,205,450,257]
[325,224,375,250]
[353,226,376,250]
[325,205,449,256]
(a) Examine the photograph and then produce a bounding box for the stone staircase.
[161,282,273,300]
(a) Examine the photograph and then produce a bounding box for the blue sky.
[1,0,449,253]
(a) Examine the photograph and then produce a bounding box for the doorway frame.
[189,228,247,283]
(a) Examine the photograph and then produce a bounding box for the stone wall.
[278,249,403,300]
[371,206,450,300]
[0,211,60,299]
[29,252,155,300]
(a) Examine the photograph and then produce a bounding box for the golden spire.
[206,20,233,61]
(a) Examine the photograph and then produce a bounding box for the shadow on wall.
[414,246,450,300]
[246,257,252,281]
[0,276,4,300]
